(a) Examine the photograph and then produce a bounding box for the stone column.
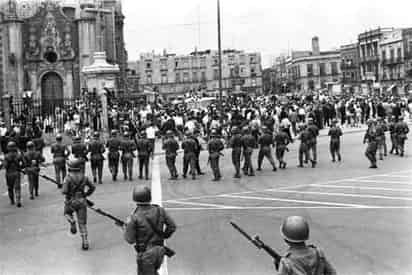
[2,94,11,128]
[98,88,108,131]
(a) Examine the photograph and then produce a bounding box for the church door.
[41,72,63,115]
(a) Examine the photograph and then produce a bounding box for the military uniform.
[307,121,319,167]
[241,129,257,176]
[106,132,121,181]
[71,137,88,174]
[24,143,45,199]
[274,129,290,169]
[257,129,277,171]
[63,159,96,250]
[207,133,225,181]
[375,120,388,160]
[124,187,177,275]
[327,122,342,162]
[1,142,24,207]
[191,134,204,175]
[135,133,153,180]
[88,134,105,184]
[121,133,137,180]
[162,132,179,180]
[363,123,378,168]
[229,128,243,178]
[395,118,409,157]
[298,127,311,168]
[181,135,197,179]
[51,137,70,188]
[388,119,398,155]
[32,136,45,156]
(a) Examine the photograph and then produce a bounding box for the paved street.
[0,130,411,275]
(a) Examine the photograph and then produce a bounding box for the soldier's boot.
[272,166,277,171]
[66,215,77,234]
[311,160,316,168]
[16,191,22,208]
[8,189,15,205]
[81,234,89,250]
[283,162,287,169]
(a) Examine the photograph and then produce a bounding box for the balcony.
[360,55,379,63]
[382,57,403,66]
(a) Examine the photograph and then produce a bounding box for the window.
[200,57,206,67]
[250,55,256,64]
[192,71,198,82]
[382,50,386,61]
[397,48,402,60]
[183,72,189,82]
[160,59,167,70]
[175,60,179,68]
[307,64,313,77]
[331,62,338,75]
[214,69,219,80]
[319,63,326,76]
[161,73,168,84]
[201,71,206,81]
[229,55,235,65]
[390,49,395,61]
[175,72,180,83]
[240,55,246,64]
[146,62,151,69]
[146,74,152,84]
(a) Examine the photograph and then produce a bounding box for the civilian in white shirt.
[146,123,158,155]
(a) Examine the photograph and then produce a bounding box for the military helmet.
[280,216,309,243]
[7,141,17,150]
[166,130,174,136]
[67,158,83,172]
[307,117,314,123]
[56,134,63,141]
[140,131,147,137]
[123,131,129,137]
[132,186,151,203]
[231,126,239,134]
[26,141,35,149]
[111,129,118,136]
[242,126,250,134]
[93,131,99,138]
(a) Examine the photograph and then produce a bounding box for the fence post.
[2,94,11,129]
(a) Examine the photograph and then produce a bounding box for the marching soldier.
[88,132,105,184]
[162,130,179,180]
[277,216,337,275]
[1,142,24,207]
[363,119,378,168]
[297,124,311,168]
[23,141,45,199]
[124,186,177,275]
[106,130,121,181]
[274,125,290,169]
[229,126,243,178]
[207,129,225,181]
[395,116,409,157]
[32,133,45,157]
[241,126,256,176]
[257,126,277,172]
[375,117,388,160]
[388,116,398,155]
[62,159,96,250]
[181,131,197,180]
[307,118,319,168]
[135,131,152,180]
[191,130,205,176]
[71,136,88,174]
[328,119,342,162]
[51,134,70,188]
[121,131,136,181]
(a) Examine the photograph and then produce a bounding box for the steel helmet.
[68,158,83,172]
[242,126,250,134]
[111,129,118,136]
[132,186,151,203]
[93,131,100,138]
[56,134,63,141]
[280,216,309,243]
[26,141,35,149]
[123,131,129,137]
[166,130,174,136]
[231,126,239,134]
[7,141,17,150]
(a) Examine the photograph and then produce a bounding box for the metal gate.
[41,72,64,115]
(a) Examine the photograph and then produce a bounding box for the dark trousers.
[299,144,310,166]
[183,153,196,178]
[54,164,66,186]
[136,246,165,275]
[258,147,276,169]
[108,153,120,180]
[138,155,150,179]
[365,143,377,166]
[166,155,177,178]
[329,140,341,161]
[27,173,39,196]
[210,155,221,179]
[91,160,104,183]
[122,156,134,180]
[232,148,242,176]
[390,135,398,154]
[275,147,287,165]
[6,172,21,204]
[242,150,254,175]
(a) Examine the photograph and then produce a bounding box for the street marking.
[349,179,412,186]
[165,206,412,211]
[269,189,412,201]
[375,175,412,179]
[151,156,168,275]
[166,200,240,209]
[220,194,374,208]
[311,184,412,193]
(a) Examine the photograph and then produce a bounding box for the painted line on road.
[166,200,240,209]
[151,156,168,275]
[311,184,412,193]
[165,205,412,211]
[375,175,412,179]
[348,179,412,186]
[268,189,412,201]
[220,194,374,208]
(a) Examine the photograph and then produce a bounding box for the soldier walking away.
[51,134,70,188]
[191,130,205,176]
[62,159,96,250]
[181,131,197,180]
[124,186,177,275]
[106,130,121,181]
[136,131,153,180]
[388,116,398,155]
[241,126,256,176]
[307,118,319,168]
[121,131,137,181]
[88,132,105,184]
[395,116,409,157]
[297,124,312,168]
[257,126,277,172]
[207,129,225,181]
[23,141,45,199]
[71,136,88,174]
[32,133,45,157]
[274,125,290,169]
[363,119,378,168]
[229,126,243,178]
[162,130,179,180]
[277,216,337,275]
[376,117,388,160]
[1,142,24,207]
[328,119,343,162]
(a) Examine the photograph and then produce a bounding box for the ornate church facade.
[0,0,127,106]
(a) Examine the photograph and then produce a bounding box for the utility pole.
[217,0,223,118]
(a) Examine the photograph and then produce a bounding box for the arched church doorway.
[41,72,63,115]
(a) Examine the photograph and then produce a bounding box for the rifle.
[230,221,282,270]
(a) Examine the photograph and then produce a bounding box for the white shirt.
[146,126,157,139]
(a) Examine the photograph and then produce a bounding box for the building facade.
[0,0,127,106]
[340,43,360,88]
[134,49,262,99]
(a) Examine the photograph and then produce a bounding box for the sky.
[122,0,412,68]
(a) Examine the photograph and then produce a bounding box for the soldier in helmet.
[363,119,378,168]
[394,116,409,157]
[274,125,290,169]
[0,141,24,207]
[87,132,105,184]
[327,119,343,162]
[162,130,179,180]
[51,134,70,188]
[306,117,319,168]
[241,126,256,176]
[124,186,177,275]
[229,126,243,178]
[277,216,337,275]
[297,124,311,168]
[71,135,88,174]
[136,131,153,180]
[181,131,197,180]
[388,116,398,155]
[106,130,121,181]
[257,126,277,172]
[23,141,45,199]
[207,129,225,181]
[121,131,137,181]
[62,159,96,250]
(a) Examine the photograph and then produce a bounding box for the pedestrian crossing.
[163,170,412,210]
